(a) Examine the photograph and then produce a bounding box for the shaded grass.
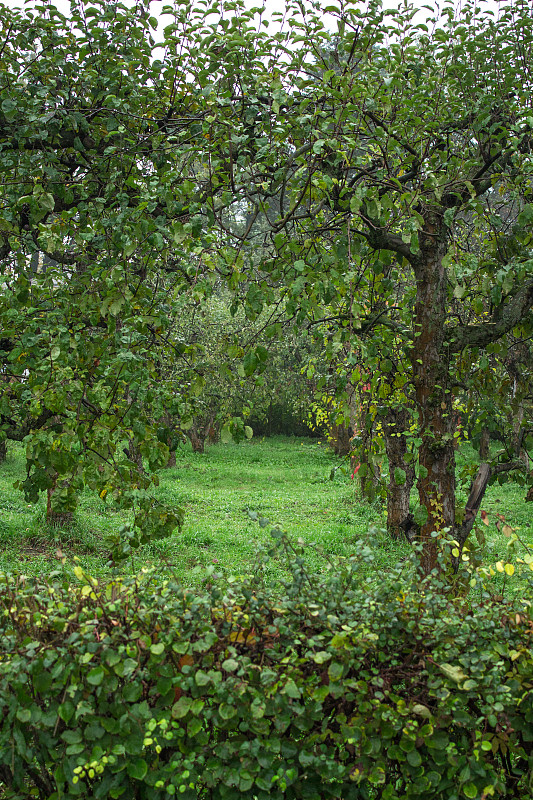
[0,437,531,595]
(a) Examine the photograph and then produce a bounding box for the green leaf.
[38,192,55,213]
[150,642,165,656]
[58,701,75,722]
[394,467,406,486]
[127,758,148,781]
[87,666,105,686]
[438,663,468,684]
[123,682,142,702]
[413,506,429,526]
[187,717,202,736]
[328,662,343,682]
[463,784,478,799]
[283,679,301,698]
[1,98,15,114]
[312,651,331,664]
[412,704,431,719]
[219,703,237,720]
[243,351,258,376]
[171,697,192,718]
[195,670,210,686]
[517,204,533,227]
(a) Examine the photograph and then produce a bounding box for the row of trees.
[0,0,532,569]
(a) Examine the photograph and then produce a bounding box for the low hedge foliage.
[0,537,532,800]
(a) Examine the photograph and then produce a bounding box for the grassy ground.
[0,437,531,594]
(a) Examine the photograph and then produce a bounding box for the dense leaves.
[1,0,533,565]
[0,539,532,799]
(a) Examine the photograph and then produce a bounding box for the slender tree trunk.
[512,403,530,468]
[161,412,178,468]
[0,440,6,463]
[411,216,456,574]
[357,402,380,501]
[383,408,416,539]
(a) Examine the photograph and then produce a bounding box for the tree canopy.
[1,0,532,568]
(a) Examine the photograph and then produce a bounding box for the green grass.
[0,437,402,582]
[0,437,531,594]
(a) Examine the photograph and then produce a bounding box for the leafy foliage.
[0,539,532,799]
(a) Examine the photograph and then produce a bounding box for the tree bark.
[128,439,144,471]
[382,408,416,539]
[187,410,216,454]
[479,426,490,460]
[411,215,456,573]
[188,426,205,454]
[329,421,352,457]
[357,401,381,501]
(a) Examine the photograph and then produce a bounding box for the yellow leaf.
[502,525,513,537]
[504,563,515,577]
[73,565,84,581]
[99,488,107,499]
[495,561,504,573]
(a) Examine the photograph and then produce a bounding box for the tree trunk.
[411,216,456,574]
[0,440,6,463]
[383,408,416,539]
[188,426,205,454]
[128,439,144,471]
[512,403,530,469]
[357,399,380,501]
[329,421,352,457]
[46,474,74,528]
[479,426,490,460]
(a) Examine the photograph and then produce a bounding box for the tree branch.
[449,279,533,353]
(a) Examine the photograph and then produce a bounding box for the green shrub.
[0,539,532,800]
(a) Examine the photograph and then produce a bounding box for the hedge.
[0,537,532,799]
